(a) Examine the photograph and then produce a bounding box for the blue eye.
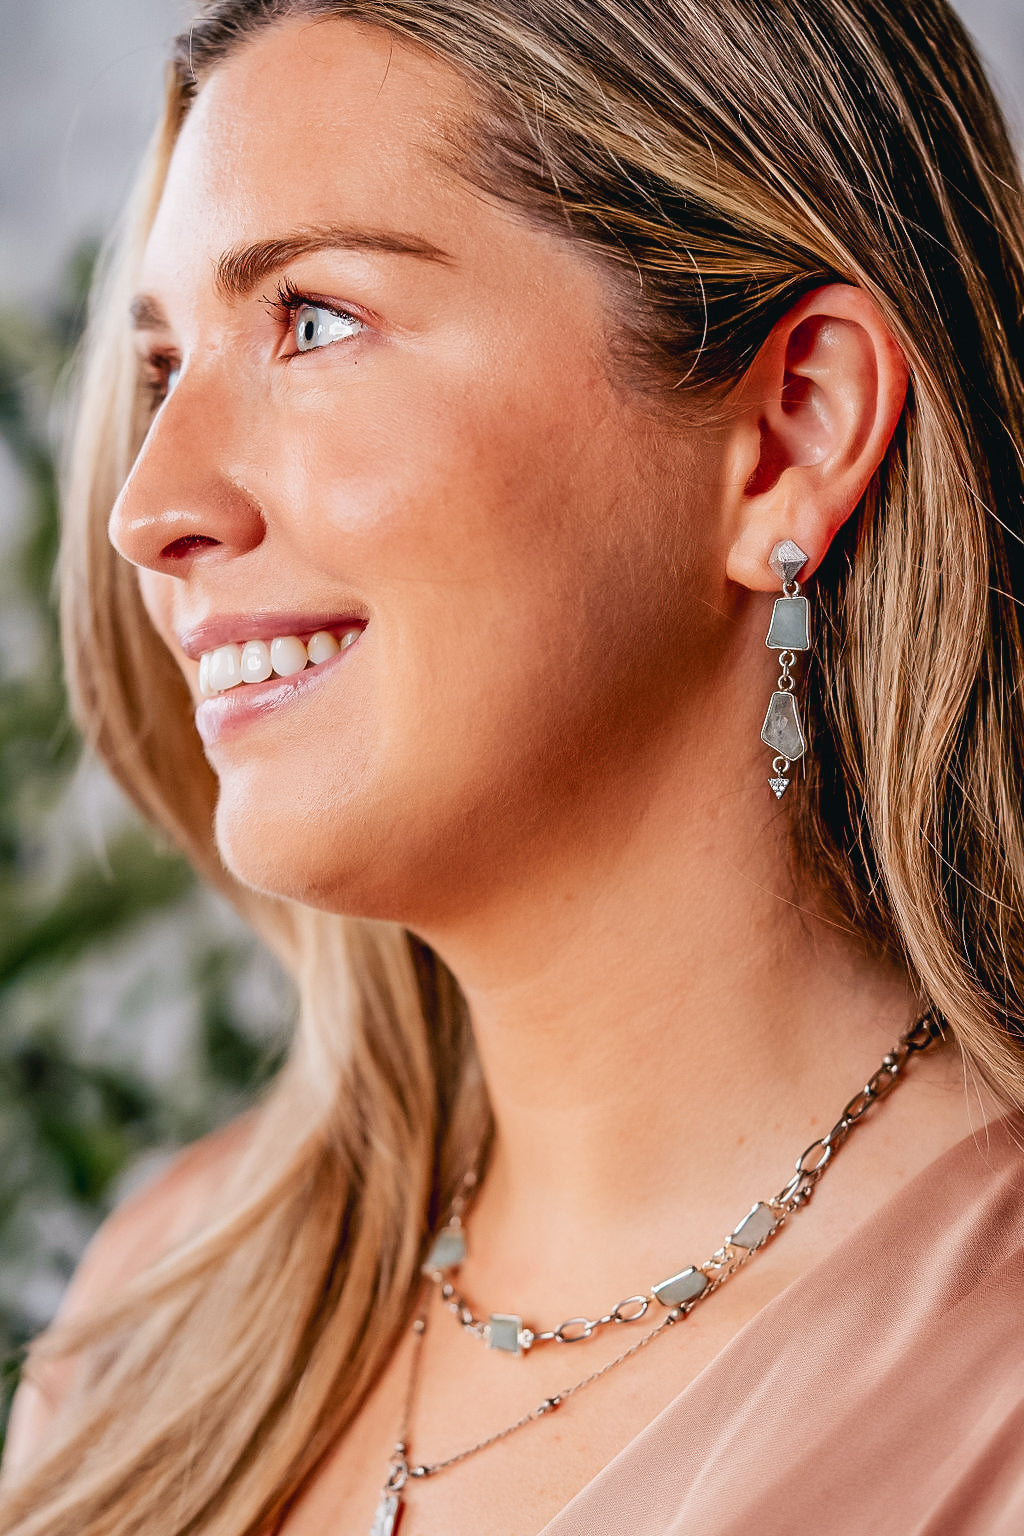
[294,303,364,352]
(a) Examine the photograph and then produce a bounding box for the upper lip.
[177,610,368,661]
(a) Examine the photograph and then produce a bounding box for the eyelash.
[268,275,366,343]
[141,280,365,410]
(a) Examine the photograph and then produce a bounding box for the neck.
[415,703,925,1305]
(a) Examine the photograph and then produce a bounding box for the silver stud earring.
[760,540,810,798]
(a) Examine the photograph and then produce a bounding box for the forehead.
[146,18,475,278]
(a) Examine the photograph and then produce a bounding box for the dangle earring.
[760,540,811,798]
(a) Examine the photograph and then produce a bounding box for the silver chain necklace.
[370,1011,943,1535]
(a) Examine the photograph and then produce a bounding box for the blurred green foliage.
[0,247,292,1446]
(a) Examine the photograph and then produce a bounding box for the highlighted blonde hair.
[5,1,1024,1531]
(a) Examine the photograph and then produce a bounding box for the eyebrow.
[217,222,453,301]
[129,222,453,328]
[130,295,170,329]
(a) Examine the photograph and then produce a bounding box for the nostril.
[161,534,221,560]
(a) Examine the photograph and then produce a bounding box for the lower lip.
[194,637,361,747]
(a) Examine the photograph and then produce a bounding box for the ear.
[723,284,909,592]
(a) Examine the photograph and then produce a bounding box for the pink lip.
[194,632,361,747]
[178,610,367,661]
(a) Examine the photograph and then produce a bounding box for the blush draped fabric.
[544,1115,1024,1535]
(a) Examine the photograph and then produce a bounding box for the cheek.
[260,330,645,606]
[195,330,714,913]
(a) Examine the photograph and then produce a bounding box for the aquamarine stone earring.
[760,540,810,797]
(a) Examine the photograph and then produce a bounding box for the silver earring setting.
[760,540,810,798]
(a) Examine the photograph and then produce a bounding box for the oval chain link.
[431,1011,945,1351]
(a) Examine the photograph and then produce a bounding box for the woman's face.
[113,18,729,923]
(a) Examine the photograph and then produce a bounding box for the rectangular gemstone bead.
[487,1313,524,1354]
[652,1265,709,1307]
[421,1227,466,1273]
[730,1201,778,1250]
[765,595,810,651]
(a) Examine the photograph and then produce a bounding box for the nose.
[108,376,266,575]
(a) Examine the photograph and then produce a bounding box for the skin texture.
[117,20,718,925]
[9,18,1001,1534]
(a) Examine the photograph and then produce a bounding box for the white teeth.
[198,651,214,698]
[240,639,273,683]
[197,627,360,695]
[270,635,309,677]
[306,630,340,665]
[208,644,243,693]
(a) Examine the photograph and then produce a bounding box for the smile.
[198,625,362,696]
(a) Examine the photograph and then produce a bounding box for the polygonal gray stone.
[652,1266,709,1307]
[765,595,810,651]
[761,691,806,760]
[730,1202,778,1250]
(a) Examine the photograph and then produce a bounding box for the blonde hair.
[5,1,1024,1530]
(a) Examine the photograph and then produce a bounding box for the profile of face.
[111,17,742,926]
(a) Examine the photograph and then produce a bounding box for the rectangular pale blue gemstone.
[766,595,810,651]
[487,1313,523,1353]
[652,1266,709,1307]
[730,1202,777,1250]
[422,1226,466,1273]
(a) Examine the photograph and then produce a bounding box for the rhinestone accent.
[768,540,809,583]
[768,776,790,798]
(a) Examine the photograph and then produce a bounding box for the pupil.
[302,317,316,343]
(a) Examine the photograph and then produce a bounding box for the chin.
[211,783,436,923]
[214,789,363,910]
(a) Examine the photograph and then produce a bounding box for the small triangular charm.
[769,776,790,798]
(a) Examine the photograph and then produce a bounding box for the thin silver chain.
[428,1010,944,1355]
[380,1010,943,1489]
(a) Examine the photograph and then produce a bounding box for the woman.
[3,0,1024,1530]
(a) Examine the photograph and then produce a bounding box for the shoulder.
[3,1115,254,1478]
[66,1113,256,1298]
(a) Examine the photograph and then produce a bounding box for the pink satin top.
[545,1115,1024,1535]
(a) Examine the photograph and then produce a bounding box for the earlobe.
[723,284,909,592]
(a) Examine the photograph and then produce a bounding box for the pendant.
[369,1491,403,1536]
[371,1446,410,1536]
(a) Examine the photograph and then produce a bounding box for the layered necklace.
[370,1012,943,1534]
